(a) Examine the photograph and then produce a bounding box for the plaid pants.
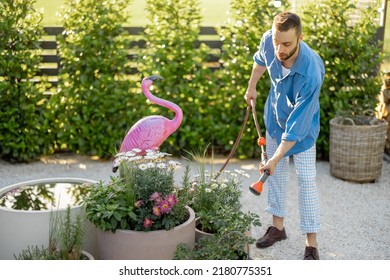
[265,132,320,234]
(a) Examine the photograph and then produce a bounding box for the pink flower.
[152,205,161,217]
[159,200,173,214]
[143,218,154,229]
[134,200,143,208]
[149,192,162,203]
[165,194,177,206]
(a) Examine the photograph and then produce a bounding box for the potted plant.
[175,230,254,260]
[14,205,94,260]
[84,149,195,260]
[176,150,261,259]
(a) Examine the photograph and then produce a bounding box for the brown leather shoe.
[304,246,320,260]
[256,226,287,248]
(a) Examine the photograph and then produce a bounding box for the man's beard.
[277,41,299,61]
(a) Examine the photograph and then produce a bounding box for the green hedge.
[52,0,138,157]
[0,0,384,162]
[0,0,55,162]
[301,0,383,158]
[213,0,289,159]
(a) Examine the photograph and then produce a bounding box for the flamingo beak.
[147,75,164,81]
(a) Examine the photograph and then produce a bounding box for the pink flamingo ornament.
[112,75,183,172]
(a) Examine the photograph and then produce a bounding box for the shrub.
[0,0,54,162]
[53,0,140,157]
[137,0,217,155]
[212,0,288,159]
[301,0,383,158]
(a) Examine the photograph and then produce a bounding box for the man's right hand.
[244,88,257,107]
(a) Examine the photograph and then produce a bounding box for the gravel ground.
[1,153,389,260]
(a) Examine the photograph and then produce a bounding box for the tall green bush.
[215,0,288,158]
[53,0,139,157]
[301,0,383,158]
[0,0,54,162]
[137,0,216,155]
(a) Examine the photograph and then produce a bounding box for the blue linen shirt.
[253,29,325,157]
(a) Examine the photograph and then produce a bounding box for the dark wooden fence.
[39,26,223,87]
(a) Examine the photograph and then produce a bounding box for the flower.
[149,192,162,202]
[143,218,154,229]
[85,148,190,232]
[182,167,254,234]
[134,200,143,208]
[159,200,173,214]
[152,205,161,217]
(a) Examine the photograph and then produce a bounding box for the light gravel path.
[1,153,389,260]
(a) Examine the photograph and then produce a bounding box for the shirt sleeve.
[282,81,321,142]
[253,33,267,67]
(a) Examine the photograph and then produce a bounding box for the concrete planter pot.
[195,217,214,242]
[96,206,195,260]
[194,217,252,256]
[0,178,98,260]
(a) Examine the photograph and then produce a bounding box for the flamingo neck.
[142,83,183,132]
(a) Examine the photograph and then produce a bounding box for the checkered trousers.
[265,132,320,234]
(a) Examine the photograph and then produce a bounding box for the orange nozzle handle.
[249,170,270,196]
[257,137,266,147]
[249,180,264,196]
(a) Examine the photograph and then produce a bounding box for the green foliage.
[301,0,383,158]
[137,0,217,155]
[52,0,138,157]
[84,178,137,232]
[214,0,288,158]
[0,0,54,162]
[175,232,253,260]
[175,150,261,260]
[1,0,384,161]
[85,150,188,232]
[14,245,60,260]
[15,205,87,260]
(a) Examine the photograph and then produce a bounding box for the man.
[244,12,325,260]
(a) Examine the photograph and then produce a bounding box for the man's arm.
[244,62,267,106]
[260,140,296,175]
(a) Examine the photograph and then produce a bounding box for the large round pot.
[96,206,195,260]
[0,178,97,260]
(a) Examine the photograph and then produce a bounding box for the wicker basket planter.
[329,116,388,183]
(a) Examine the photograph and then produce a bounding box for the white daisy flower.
[168,160,180,168]
[139,164,147,170]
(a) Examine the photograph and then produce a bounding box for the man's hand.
[259,140,297,175]
[259,157,277,176]
[244,88,257,106]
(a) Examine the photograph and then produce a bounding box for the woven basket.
[329,116,388,183]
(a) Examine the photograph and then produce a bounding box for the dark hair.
[273,12,302,37]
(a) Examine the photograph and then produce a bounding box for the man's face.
[272,28,301,62]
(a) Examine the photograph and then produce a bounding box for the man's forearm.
[272,140,296,162]
[248,63,267,90]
